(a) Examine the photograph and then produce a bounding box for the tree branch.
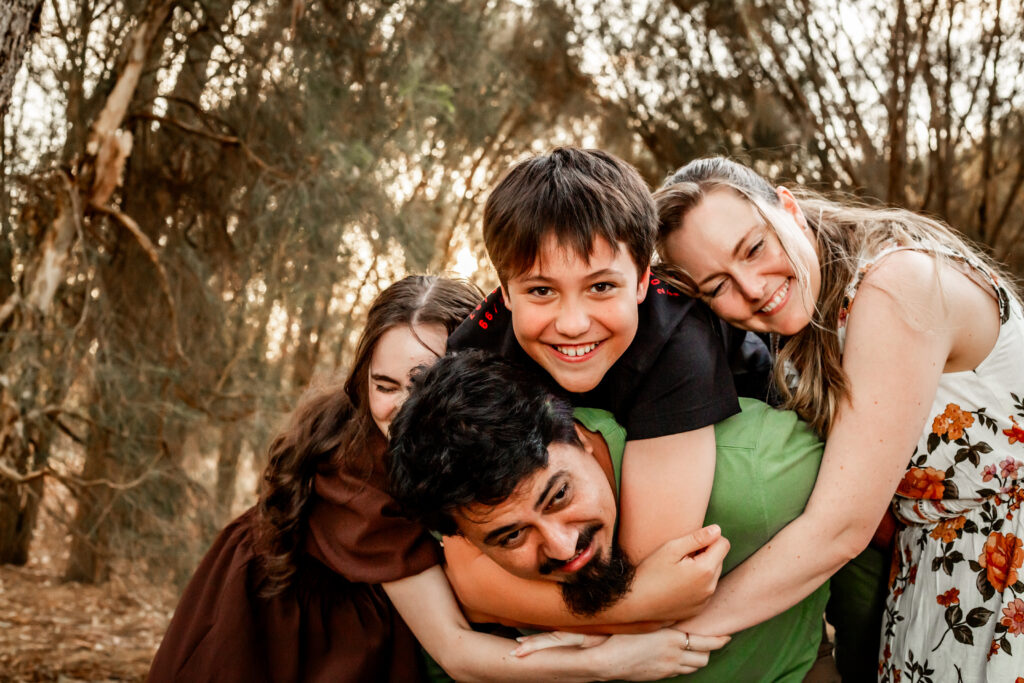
[130,112,290,179]
[87,202,186,361]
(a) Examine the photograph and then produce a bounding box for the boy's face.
[501,236,650,394]
[453,428,617,583]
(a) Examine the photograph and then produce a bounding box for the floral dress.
[838,245,1024,682]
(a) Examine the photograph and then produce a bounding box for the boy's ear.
[499,284,511,309]
[775,186,809,231]
[635,266,651,303]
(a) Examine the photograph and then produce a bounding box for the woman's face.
[663,187,821,336]
[367,323,448,436]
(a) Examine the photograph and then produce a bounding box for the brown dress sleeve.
[305,433,440,584]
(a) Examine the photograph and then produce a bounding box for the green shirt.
[426,399,828,683]
[576,399,827,682]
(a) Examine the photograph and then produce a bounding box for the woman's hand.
[624,525,730,622]
[512,627,730,680]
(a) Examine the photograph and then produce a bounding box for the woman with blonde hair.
[653,157,1024,681]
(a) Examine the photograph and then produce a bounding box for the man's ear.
[636,266,651,303]
[776,186,809,231]
[574,423,596,454]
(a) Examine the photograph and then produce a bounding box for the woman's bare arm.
[383,566,729,682]
[677,252,990,636]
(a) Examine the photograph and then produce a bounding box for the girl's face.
[367,323,448,436]
[663,187,821,336]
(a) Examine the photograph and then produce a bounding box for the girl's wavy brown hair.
[653,157,1018,437]
[256,275,481,596]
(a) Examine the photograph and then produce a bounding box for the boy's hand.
[626,525,730,622]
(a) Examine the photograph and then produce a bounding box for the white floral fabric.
[838,245,1024,682]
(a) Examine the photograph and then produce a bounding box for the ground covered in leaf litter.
[0,481,178,682]
[0,564,176,681]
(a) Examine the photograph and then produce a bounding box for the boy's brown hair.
[483,148,656,283]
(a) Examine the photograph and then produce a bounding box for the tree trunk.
[63,0,177,583]
[0,382,45,565]
[215,423,244,523]
[0,0,42,116]
[885,0,909,206]
[64,403,111,583]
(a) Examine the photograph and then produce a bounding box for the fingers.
[511,631,608,657]
[650,630,719,676]
[668,629,731,653]
[696,535,730,568]
[692,523,722,548]
[670,524,721,557]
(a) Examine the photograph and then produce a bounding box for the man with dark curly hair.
[389,350,831,681]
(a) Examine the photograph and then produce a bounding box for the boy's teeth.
[555,342,598,357]
[760,280,789,314]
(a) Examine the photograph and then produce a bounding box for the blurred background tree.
[0,0,1021,585]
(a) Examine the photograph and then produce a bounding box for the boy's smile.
[501,236,649,394]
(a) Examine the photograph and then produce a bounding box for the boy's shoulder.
[446,287,520,357]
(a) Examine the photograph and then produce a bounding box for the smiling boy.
[447,148,766,581]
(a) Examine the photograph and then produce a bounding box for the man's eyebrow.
[480,472,566,546]
[696,224,761,287]
[483,524,519,546]
[534,472,566,510]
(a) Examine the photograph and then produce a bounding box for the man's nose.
[540,522,578,562]
[553,300,590,338]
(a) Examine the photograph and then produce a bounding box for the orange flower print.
[979,532,1024,592]
[1001,599,1024,636]
[888,553,900,588]
[936,588,960,606]
[932,403,975,440]
[1011,488,1024,515]
[989,640,1000,660]
[1005,416,1024,445]
[897,467,946,499]
[929,515,966,543]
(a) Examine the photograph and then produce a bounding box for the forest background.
[0,0,1022,679]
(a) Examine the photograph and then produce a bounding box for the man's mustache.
[538,523,602,575]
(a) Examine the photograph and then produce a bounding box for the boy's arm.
[443,524,729,628]
[617,426,717,561]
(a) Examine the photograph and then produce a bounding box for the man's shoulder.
[714,398,822,456]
